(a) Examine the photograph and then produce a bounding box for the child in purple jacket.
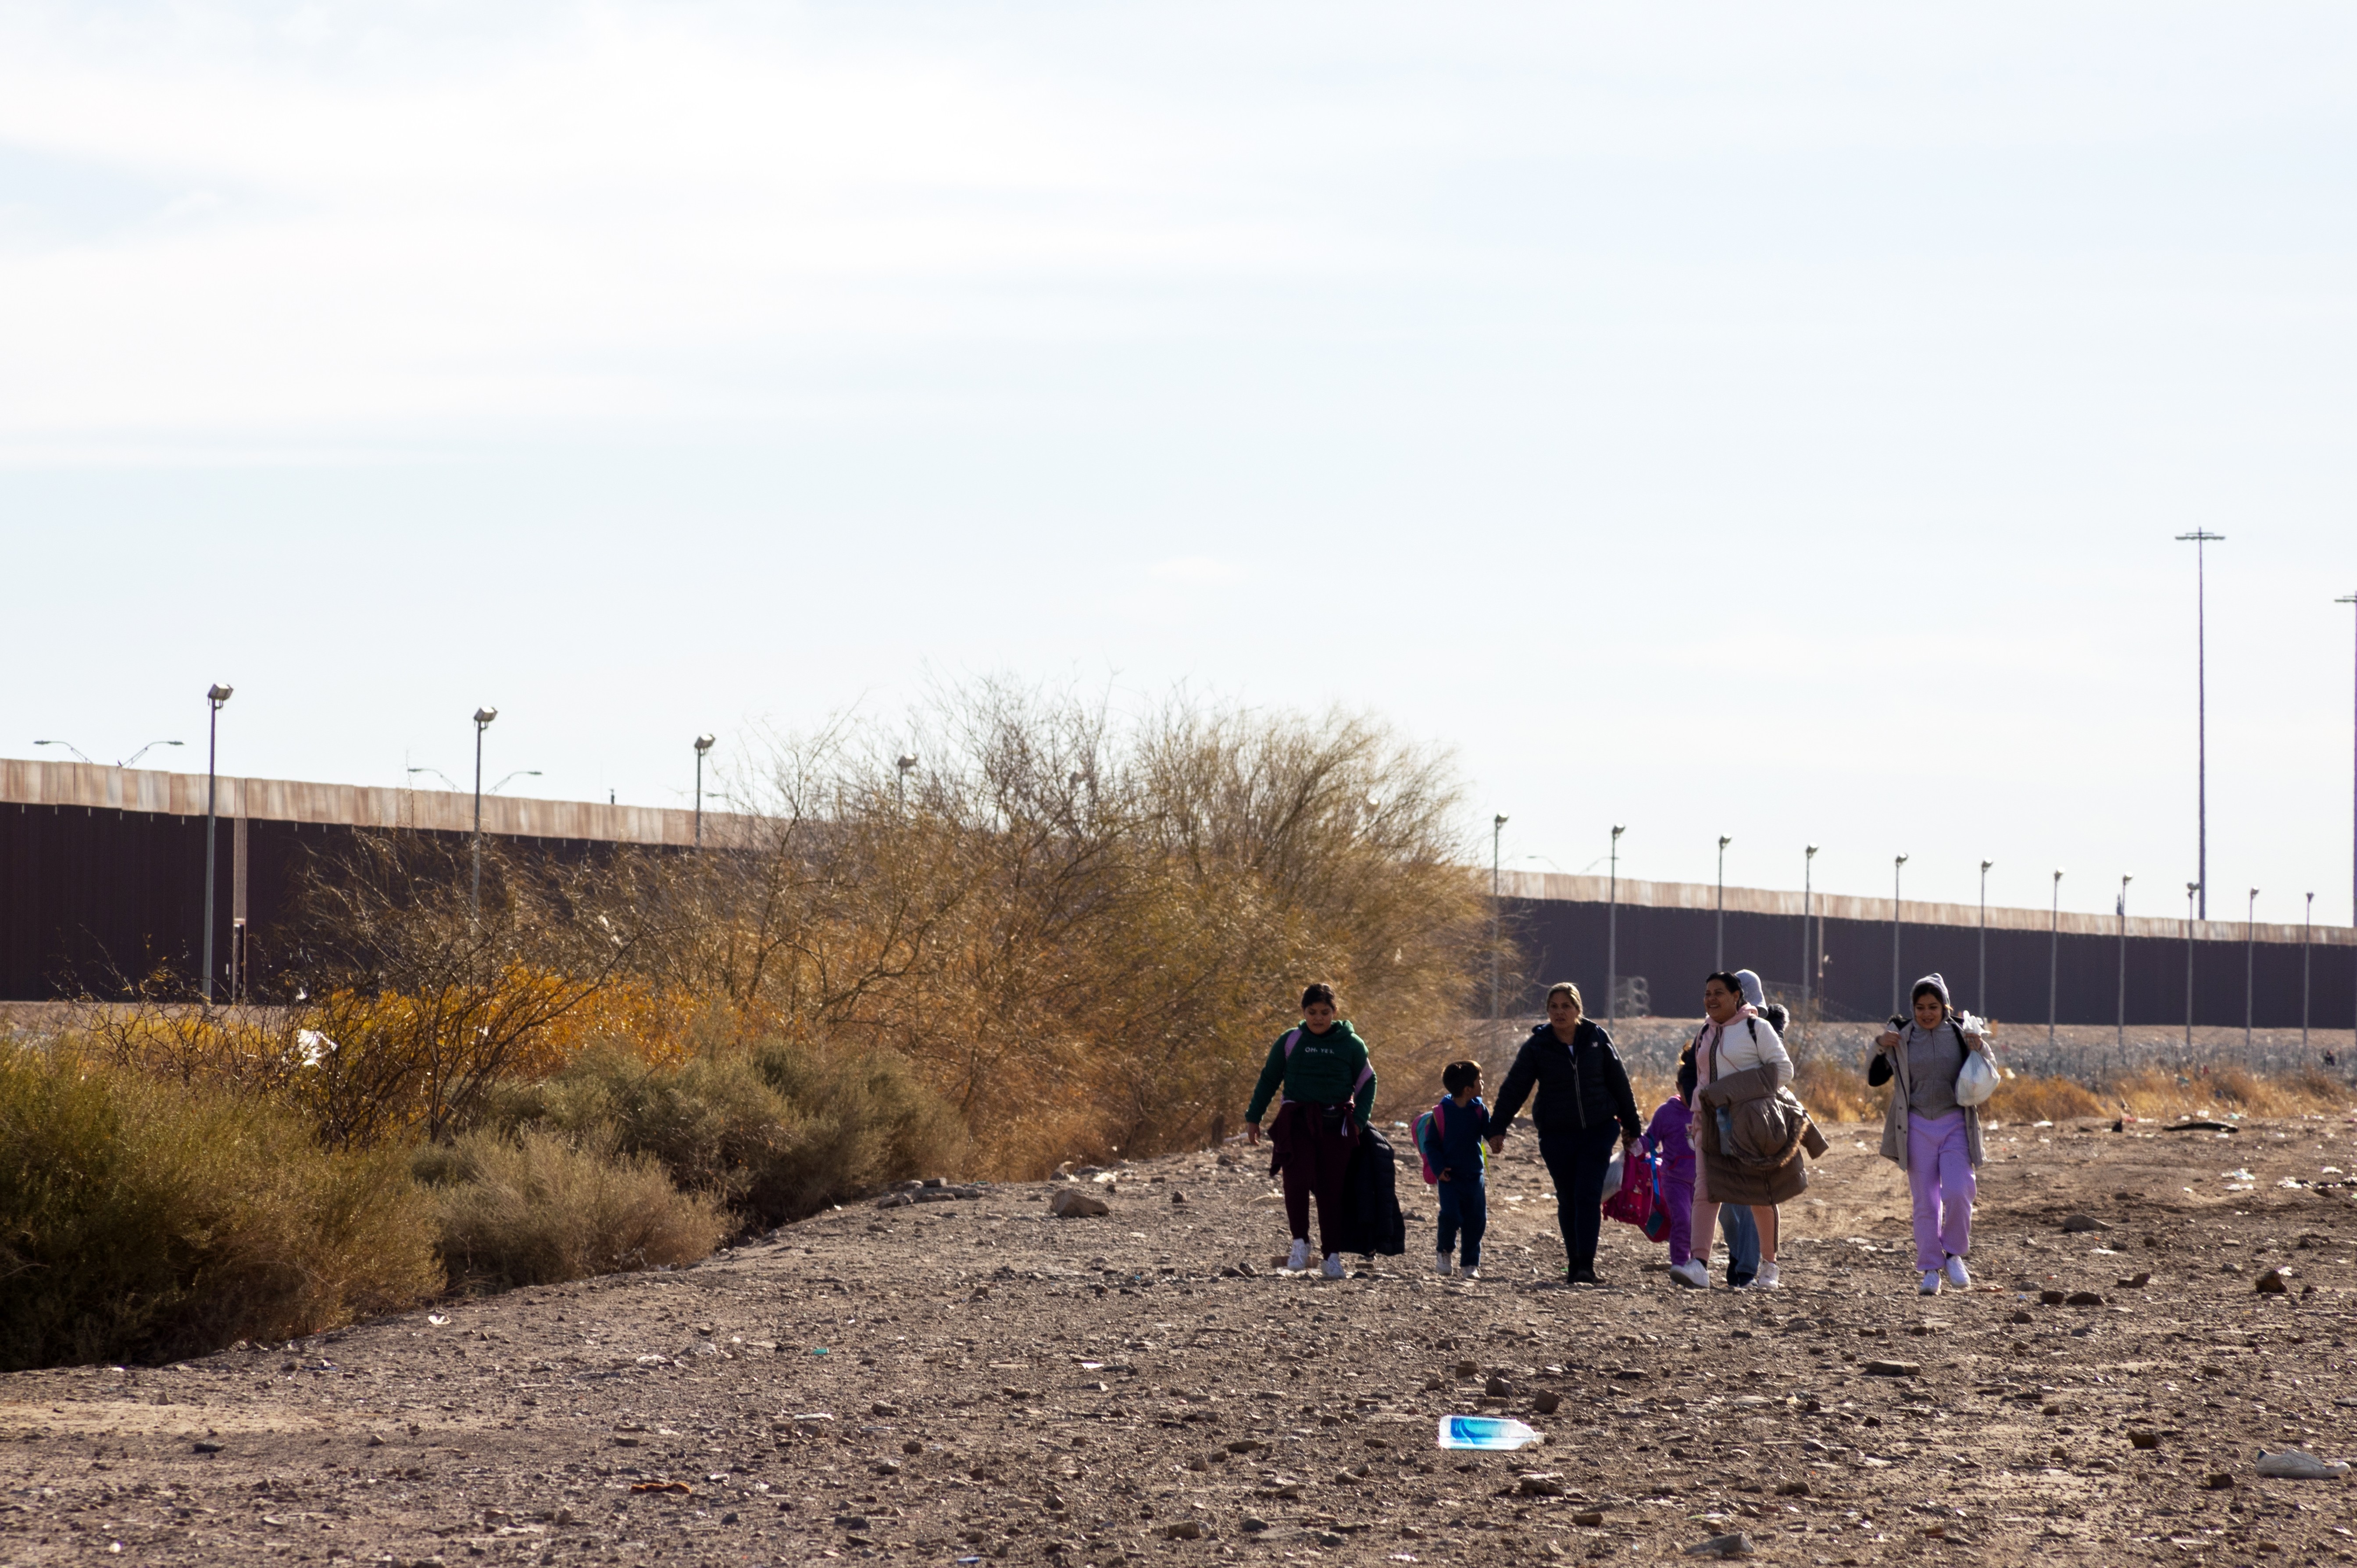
[1643,1092,1697,1272]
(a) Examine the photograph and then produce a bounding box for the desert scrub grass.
[499,1038,968,1229]
[421,1128,728,1288]
[1791,1055,1886,1124]
[0,1048,439,1371]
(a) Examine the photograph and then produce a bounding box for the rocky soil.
[8,1112,2357,1567]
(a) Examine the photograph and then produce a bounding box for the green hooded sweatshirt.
[1244,1019,1376,1125]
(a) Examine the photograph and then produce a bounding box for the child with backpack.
[1644,1085,1698,1279]
[1417,1060,1491,1279]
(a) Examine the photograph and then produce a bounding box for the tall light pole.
[201,684,232,1003]
[1801,844,1818,1025]
[2048,870,2064,1047]
[2303,891,2314,1050]
[2245,888,2260,1051]
[1891,853,1908,1013]
[1977,859,1993,1017]
[1489,813,1507,1036]
[895,753,918,810]
[695,734,717,849]
[2184,881,2200,1052]
[1715,835,1732,970]
[2339,592,2357,1041]
[1606,824,1625,1025]
[2116,874,2133,1049]
[2178,530,2225,918]
[471,706,498,917]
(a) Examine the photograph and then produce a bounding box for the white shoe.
[1435,1252,1454,1277]
[1918,1270,1943,1296]
[1668,1259,1710,1290]
[1321,1253,1346,1279]
[1461,1266,1481,1280]
[1286,1238,1311,1272]
[1944,1254,1971,1289]
[1753,1261,1780,1289]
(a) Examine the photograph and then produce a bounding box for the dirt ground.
[8,1112,2357,1568]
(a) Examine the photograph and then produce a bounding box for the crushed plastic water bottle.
[1436,1415,1543,1450]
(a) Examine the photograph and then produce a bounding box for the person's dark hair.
[1760,1001,1790,1034]
[1300,982,1336,1010]
[1910,980,1949,1012]
[1676,1041,1699,1104]
[1704,970,1743,997]
[1442,1060,1483,1095]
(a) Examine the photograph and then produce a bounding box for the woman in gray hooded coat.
[1873,973,1993,1296]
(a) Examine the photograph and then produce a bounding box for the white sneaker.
[1944,1254,1971,1289]
[1668,1259,1710,1290]
[1435,1252,1454,1277]
[1286,1238,1311,1272]
[1461,1266,1481,1280]
[1918,1270,1943,1296]
[1321,1253,1346,1279]
[1753,1261,1780,1289]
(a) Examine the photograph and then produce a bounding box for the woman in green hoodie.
[1244,983,1378,1278]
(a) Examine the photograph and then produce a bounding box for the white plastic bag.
[1954,1048,2000,1108]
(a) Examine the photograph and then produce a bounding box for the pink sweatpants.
[1907,1111,1975,1271]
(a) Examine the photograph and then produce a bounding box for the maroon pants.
[1272,1101,1359,1255]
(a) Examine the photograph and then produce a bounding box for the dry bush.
[418,1128,727,1289]
[0,1046,439,1370]
[1791,1056,1887,1125]
[1983,1074,2109,1124]
[620,683,1492,1176]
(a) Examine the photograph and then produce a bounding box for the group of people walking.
[1244,969,1993,1294]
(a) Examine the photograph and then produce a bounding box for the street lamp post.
[2117,875,2133,1050]
[1891,854,1909,1014]
[2340,592,2357,1041]
[1801,845,1818,1026]
[695,734,717,849]
[471,707,498,917]
[2303,891,2315,1050]
[895,754,918,810]
[2185,882,2200,1053]
[2178,530,2225,918]
[2049,870,2064,1047]
[1490,814,1507,1037]
[1716,835,1732,970]
[2245,888,2260,1051]
[1606,825,1625,1025]
[201,684,232,1003]
[1978,859,1993,1016]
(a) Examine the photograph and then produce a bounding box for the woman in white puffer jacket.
[1667,969,1793,1291]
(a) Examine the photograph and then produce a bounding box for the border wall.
[1498,869,2356,1036]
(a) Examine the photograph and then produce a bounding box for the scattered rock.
[1531,1390,1562,1415]
[1573,1509,1607,1525]
[2221,1261,2246,1276]
[2128,1431,2161,1450]
[2064,1290,2105,1307]
[2203,1473,2235,1491]
[191,1440,222,1454]
[2060,1214,2109,1233]
[1049,1189,1111,1219]
[1682,1532,1755,1558]
[1485,1375,1513,1397]
[2163,1120,2237,1133]
[2008,1309,2035,1324]
[2039,1290,2067,1305]
[2117,1272,2152,1289]
[2255,1268,2293,1295]
[1164,1520,1205,1540]
[1863,1361,1919,1377]
[1170,1191,1187,1207]
[1518,1474,1566,1497]
[1775,1480,1810,1497]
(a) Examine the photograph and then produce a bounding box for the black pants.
[1539,1121,1622,1274]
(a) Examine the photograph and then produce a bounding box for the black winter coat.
[1489,1019,1643,1144]
[1335,1126,1407,1258]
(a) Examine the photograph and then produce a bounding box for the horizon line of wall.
[5,757,2345,952]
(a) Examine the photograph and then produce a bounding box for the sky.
[3,2,2355,923]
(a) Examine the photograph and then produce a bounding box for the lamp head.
[1805,843,1817,857]
[1980,859,1993,872]
[1718,835,1732,850]
[896,754,918,772]
[207,683,233,705]
[695,734,716,755]
[1492,813,1507,829]
[1896,853,1909,866]
[474,707,498,726]
[1612,823,1625,839]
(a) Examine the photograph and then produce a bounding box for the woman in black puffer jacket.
[1486,981,1642,1285]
